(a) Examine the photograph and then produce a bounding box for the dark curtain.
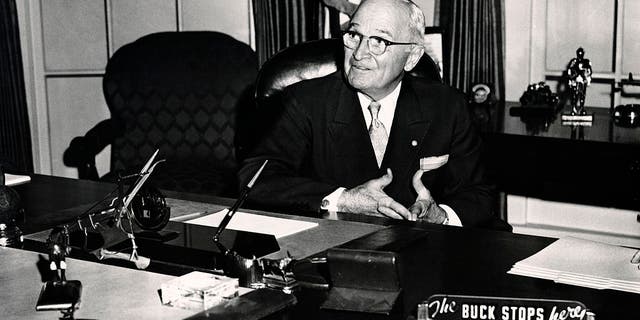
[253,0,325,65]
[438,0,505,100]
[0,0,33,173]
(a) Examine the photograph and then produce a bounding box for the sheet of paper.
[4,173,31,186]
[183,209,317,239]
[509,237,640,294]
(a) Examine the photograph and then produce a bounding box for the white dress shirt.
[320,82,461,226]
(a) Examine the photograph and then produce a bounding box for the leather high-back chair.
[242,38,442,155]
[64,31,258,196]
[255,38,441,107]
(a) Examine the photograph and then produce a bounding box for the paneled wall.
[19,0,251,178]
[505,0,640,107]
[504,0,640,246]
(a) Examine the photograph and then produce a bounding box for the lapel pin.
[411,140,418,147]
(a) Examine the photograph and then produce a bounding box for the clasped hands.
[337,168,448,223]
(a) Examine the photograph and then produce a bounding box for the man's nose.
[353,38,371,60]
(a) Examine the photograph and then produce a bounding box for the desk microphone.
[213,160,268,242]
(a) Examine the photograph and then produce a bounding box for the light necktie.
[368,101,388,167]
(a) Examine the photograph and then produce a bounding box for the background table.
[482,102,640,212]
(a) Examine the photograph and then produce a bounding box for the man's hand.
[338,168,410,219]
[409,170,448,223]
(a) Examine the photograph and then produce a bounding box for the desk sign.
[418,295,595,320]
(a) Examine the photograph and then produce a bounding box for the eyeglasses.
[342,30,415,55]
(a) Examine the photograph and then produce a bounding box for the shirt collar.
[356,82,402,130]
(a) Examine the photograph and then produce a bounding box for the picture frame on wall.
[423,26,444,81]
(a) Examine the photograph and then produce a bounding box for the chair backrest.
[243,38,442,155]
[103,31,258,172]
[255,38,442,107]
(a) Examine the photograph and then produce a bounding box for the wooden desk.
[8,175,640,319]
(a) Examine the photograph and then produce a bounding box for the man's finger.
[409,201,425,217]
[408,202,423,221]
[371,168,394,189]
[412,169,430,199]
[379,198,411,220]
[377,206,405,220]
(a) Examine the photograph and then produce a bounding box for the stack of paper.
[508,237,640,294]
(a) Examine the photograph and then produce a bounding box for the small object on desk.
[612,104,640,128]
[322,226,430,315]
[0,167,24,247]
[3,173,31,186]
[519,81,559,107]
[213,159,268,242]
[186,288,297,320]
[418,294,594,320]
[35,280,82,312]
[160,271,239,311]
[37,225,83,319]
[561,113,593,125]
[467,83,497,130]
[631,249,640,265]
[563,47,594,124]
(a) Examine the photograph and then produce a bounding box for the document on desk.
[183,209,318,239]
[508,237,640,294]
[4,173,31,186]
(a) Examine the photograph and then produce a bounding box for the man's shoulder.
[284,71,345,97]
[406,76,464,98]
[405,75,466,111]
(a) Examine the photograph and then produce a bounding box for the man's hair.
[355,0,425,43]
[402,0,426,43]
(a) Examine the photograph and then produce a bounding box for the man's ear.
[404,45,425,72]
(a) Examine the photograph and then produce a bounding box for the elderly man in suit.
[239,0,494,227]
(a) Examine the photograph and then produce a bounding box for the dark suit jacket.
[239,71,494,226]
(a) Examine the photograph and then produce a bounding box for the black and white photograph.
[1,0,639,319]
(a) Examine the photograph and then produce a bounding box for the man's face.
[343,0,417,100]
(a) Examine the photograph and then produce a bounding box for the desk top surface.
[485,102,640,146]
[0,246,195,320]
[7,175,640,320]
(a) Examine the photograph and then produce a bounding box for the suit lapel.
[382,78,432,186]
[327,78,380,173]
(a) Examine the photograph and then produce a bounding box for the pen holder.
[223,251,265,289]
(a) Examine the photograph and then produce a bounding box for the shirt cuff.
[439,204,462,227]
[321,187,346,218]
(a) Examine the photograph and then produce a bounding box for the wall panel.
[513,196,640,247]
[46,77,111,178]
[41,0,107,72]
[545,0,614,73]
[110,0,177,53]
[181,0,250,44]
[504,0,533,101]
[622,0,640,76]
